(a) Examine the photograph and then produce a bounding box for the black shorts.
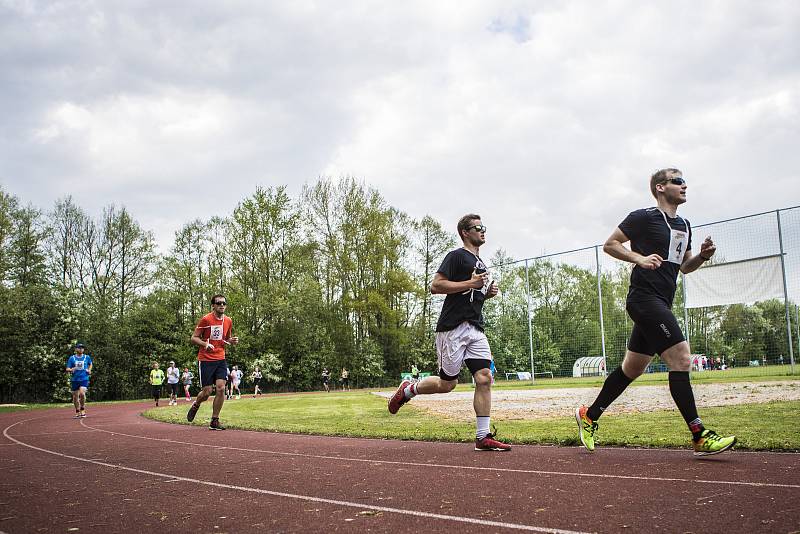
[151,385,162,399]
[198,359,229,387]
[626,299,685,356]
[168,383,180,395]
[438,358,491,380]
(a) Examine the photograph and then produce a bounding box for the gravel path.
[375,380,800,421]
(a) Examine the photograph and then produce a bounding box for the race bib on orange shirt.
[209,324,224,341]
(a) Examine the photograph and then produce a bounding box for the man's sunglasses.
[664,177,686,186]
[468,224,487,233]
[213,301,227,305]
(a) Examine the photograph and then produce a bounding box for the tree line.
[0,180,794,402]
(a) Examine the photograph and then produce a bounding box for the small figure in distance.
[66,343,92,418]
[150,361,164,407]
[322,367,330,393]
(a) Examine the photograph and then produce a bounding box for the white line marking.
[9,429,99,437]
[73,419,800,490]
[3,419,586,534]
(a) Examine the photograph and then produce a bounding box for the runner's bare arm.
[485,281,499,299]
[190,329,214,351]
[226,324,239,345]
[431,272,487,294]
[603,227,663,270]
[680,236,715,274]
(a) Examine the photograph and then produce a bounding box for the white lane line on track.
[75,419,800,490]
[4,419,586,534]
[9,429,99,437]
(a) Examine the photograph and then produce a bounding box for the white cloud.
[1,1,799,261]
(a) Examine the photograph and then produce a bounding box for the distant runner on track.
[66,343,92,419]
[150,362,164,407]
[575,168,736,456]
[186,294,238,430]
[389,213,510,452]
[182,367,194,401]
[251,366,263,397]
[166,361,180,406]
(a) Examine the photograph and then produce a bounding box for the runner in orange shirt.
[186,294,239,430]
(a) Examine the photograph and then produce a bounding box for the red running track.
[1,402,799,533]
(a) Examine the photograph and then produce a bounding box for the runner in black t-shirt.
[388,213,510,451]
[576,168,736,456]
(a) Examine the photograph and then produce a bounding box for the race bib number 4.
[667,229,688,264]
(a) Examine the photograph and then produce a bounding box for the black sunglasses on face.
[665,177,686,185]
[468,224,487,233]
[213,301,227,305]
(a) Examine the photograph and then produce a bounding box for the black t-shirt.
[435,248,489,332]
[619,207,692,306]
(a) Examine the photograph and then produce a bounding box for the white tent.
[573,356,606,378]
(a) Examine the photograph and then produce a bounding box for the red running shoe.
[388,380,412,414]
[475,432,511,451]
[186,402,199,422]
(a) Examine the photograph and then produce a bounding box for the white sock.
[403,382,417,400]
[476,416,490,440]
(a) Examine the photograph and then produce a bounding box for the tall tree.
[9,204,49,287]
[0,187,19,283]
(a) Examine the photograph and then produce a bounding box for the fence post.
[595,246,607,376]
[525,258,536,384]
[776,210,795,373]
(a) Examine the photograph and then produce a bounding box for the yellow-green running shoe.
[575,405,597,452]
[693,429,736,456]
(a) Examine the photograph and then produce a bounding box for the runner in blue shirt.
[66,343,93,418]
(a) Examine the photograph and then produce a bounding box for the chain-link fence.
[487,206,800,381]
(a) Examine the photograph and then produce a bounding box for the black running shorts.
[626,299,685,356]
[199,359,229,387]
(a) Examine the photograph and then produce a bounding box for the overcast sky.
[2,1,799,263]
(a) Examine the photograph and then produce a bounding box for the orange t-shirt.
[194,312,233,362]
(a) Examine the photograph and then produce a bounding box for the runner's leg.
[212,378,226,418]
[661,340,705,438]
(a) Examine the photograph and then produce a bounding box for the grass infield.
[144,388,799,452]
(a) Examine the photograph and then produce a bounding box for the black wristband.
[699,253,711,261]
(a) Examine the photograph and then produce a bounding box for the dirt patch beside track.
[375,380,800,421]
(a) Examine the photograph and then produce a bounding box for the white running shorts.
[435,321,492,379]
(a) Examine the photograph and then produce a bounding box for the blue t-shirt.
[67,354,93,382]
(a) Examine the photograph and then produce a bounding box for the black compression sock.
[668,371,704,439]
[587,366,634,421]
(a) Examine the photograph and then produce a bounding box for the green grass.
[145,390,800,452]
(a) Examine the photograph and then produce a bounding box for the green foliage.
[1,182,797,402]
